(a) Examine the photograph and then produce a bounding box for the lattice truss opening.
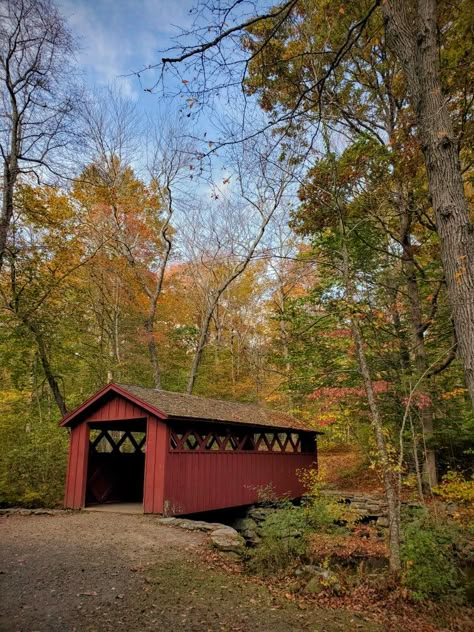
[89,429,146,454]
[169,428,302,453]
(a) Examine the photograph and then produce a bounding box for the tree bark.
[383,0,474,404]
[1,152,18,273]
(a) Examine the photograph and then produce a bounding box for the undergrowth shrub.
[433,471,474,505]
[0,405,68,507]
[401,510,464,602]
[248,492,357,575]
[248,501,308,574]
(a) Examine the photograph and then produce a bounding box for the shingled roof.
[116,383,311,432]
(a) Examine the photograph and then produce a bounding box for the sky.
[58,0,196,108]
[55,0,294,217]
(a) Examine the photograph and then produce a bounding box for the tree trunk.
[0,158,16,272]
[145,312,161,389]
[26,320,67,417]
[383,0,474,404]
[187,299,215,394]
[398,192,438,488]
[186,203,278,394]
[341,224,401,573]
[352,320,402,573]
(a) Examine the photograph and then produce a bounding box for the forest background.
[0,0,472,556]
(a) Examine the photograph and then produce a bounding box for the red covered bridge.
[60,383,318,515]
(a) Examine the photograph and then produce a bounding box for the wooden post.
[64,423,89,509]
[143,416,169,514]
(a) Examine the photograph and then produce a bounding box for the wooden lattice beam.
[169,428,305,453]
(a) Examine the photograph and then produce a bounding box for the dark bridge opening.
[86,420,146,506]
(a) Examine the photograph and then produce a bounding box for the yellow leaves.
[441,387,468,400]
[433,471,474,505]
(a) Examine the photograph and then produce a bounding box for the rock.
[233,516,257,532]
[377,517,389,528]
[178,519,221,532]
[177,520,204,531]
[232,517,260,544]
[295,564,320,577]
[156,517,224,533]
[247,507,276,523]
[304,576,324,594]
[157,517,178,525]
[305,568,342,595]
[191,522,224,533]
[210,527,245,554]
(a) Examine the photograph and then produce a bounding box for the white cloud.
[58,0,194,99]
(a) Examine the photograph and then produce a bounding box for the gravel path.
[0,512,379,632]
[0,512,206,631]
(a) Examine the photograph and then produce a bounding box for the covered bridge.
[60,383,318,515]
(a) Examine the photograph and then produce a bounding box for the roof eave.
[58,383,168,427]
[166,414,319,434]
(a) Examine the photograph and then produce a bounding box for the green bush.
[248,501,308,574]
[248,495,356,575]
[303,495,357,533]
[0,402,68,508]
[401,510,464,601]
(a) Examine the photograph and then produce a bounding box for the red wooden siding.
[86,395,149,423]
[64,422,89,509]
[143,417,169,514]
[163,451,316,515]
[62,385,318,515]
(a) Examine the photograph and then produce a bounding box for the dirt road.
[0,511,379,631]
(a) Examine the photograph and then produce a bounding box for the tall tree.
[381,0,474,403]
[150,0,474,404]
[0,0,78,272]
[181,136,294,394]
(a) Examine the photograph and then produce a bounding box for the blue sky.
[59,0,195,105]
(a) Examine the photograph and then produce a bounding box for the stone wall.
[319,490,389,527]
[230,491,424,543]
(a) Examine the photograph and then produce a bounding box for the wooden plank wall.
[143,418,168,514]
[64,423,89,509]
[86,395,147,422]
[163,451,316,515]
[64,394,168,512]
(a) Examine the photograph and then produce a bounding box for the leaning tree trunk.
[398,191,437,488]
[352,320,402,573]
[383,0,474,405]
[341,230,401,572]
[26,320,67,417]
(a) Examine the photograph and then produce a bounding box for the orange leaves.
[440,387,468,400]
